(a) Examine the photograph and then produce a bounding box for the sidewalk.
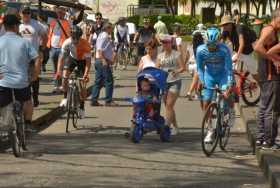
[239,104,280,188]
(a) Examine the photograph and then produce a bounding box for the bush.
[127,14,200,34]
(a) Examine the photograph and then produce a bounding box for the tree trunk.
[262,0,268,15]
[238,0,242,14]
[246,0,250,18]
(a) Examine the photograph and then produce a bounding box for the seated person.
[136,78,158,119]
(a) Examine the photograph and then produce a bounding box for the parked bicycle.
[0,89,27,157]
[201,87,234,157]
[234,60,260,106]
[65,67,86,133]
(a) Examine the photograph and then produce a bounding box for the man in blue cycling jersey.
[196,27,234,143]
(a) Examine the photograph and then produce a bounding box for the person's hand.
[55,72,61,80]
[223,87,232,99]
[171,70,179,77]
[198,82,204,90]
[83,74,89,82]
[232,54,239,63]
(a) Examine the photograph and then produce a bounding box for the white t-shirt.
[19,19,47,51]
[126,22,136,35]
[140,56,155,71]
[114,25,129,43]
[49,20,65,48]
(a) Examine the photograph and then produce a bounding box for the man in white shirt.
[20,5,48,108]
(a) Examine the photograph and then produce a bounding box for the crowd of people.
[0,0,280,150]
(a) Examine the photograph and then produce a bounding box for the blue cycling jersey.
[196,43,233,86]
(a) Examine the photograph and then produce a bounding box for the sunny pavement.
[0,65,268,188]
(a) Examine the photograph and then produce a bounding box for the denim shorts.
[166,80,182,94]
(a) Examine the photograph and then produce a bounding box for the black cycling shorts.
[0,86,31,107]
[64,56,86,78]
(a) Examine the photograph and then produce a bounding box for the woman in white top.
[138,44,156,72]
[156,35,186,135]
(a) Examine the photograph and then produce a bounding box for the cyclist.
[114,17,130,70]
[196,27,234,143]
[133,17,157,62]
[56,25,91,119]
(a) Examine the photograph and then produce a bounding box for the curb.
[239,104,280,188]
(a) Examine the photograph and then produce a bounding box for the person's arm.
[155,55,161,68]
[133,31,139,43]
[138,58,144,72]
[196,47,205,84]
[56,41,69,77]
[232,33,245,62]
[83,57,91,81]
[173,52,186,76]
[114,26,118,44]
[96,36,107,64]
[224,46,233,87]
[72,9,84,25]
[267,43,280,62]
[254,26,274,58]
[32,57,41,81]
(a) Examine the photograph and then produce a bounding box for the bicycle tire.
[219,123,231,151]
[241,76,260,106]
[72,88,80,129]
[66,87,73,133]
[18,113,27,151]
[201,103,220,157]
[10,130,21,157]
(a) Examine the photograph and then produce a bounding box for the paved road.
[0,66,268,188]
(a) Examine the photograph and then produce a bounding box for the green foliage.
[127,14,200,34]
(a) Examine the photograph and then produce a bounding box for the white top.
[175,37,182,46]
[141,56,156,70]
[19,19,47,51]
[158,50,181,82]
[114,25,130,43]
[126,22,136,35]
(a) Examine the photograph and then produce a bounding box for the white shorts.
[237,53,258,75]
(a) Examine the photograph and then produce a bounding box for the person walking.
[154,16,168,36]
[19,6,48,107]
[254,8,280,149]
[91,23,118,107]
[156,35,186,135]
[47,6,71,93]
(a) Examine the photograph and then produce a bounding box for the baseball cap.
[3,14,21,27]
[160,34,173,43]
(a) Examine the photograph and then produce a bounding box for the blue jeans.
[50,47,62,87]
[91,59,114,103]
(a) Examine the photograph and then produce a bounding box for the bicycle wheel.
[66,87,73,133]
[219,117,231,151]
[201,103,219,157]
[130,122,143,143]
[72,88,80,129]
[10,130,21,157]
[241,76,260,106]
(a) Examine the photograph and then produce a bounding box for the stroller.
[130,67,171,143]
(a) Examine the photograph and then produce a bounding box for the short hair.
[102,22,112,31]
[95,12,102,18]
[272,8,280,19]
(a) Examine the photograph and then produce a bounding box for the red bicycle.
[233,61,260,106]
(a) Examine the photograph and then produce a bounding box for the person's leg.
[271,81,280,145]
[91,59,103,105]
[240,53,259,82]
[186,71,199,99]
[256,82,266,144]
[31,78,40,107]
[103,64,115,104]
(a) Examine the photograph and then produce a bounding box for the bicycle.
[114,42,128,70]
[65,68,86,133]
[128,44,138,65]
[201,87,234,157]
[234,60,260,106]
[0,89,27,157]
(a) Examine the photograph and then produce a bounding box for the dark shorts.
[64,57,86,78]
[166,80,182,94]
[0,86,31,107]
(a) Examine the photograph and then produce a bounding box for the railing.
[127,4,168,17]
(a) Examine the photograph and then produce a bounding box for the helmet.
[118,17,126,23]
[70,25,83,40]
[206,27,220,44]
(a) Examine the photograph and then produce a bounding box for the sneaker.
[52,87,59,94]
[204,130,214,143]
[171,127,179,136]
[185,92,193,101]
[33,99,39,107]
[262,141,273,149]
[79,109,85,119]
[256,140,263,147]
[59,98,67,107]
[105,101,119,107]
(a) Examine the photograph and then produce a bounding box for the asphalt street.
[0,66,268,188]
